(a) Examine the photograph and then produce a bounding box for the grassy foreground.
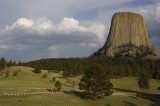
[0,66,159,106]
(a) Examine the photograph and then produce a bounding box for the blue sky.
[0,0,159,61]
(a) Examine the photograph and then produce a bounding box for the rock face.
[94,12,158,57]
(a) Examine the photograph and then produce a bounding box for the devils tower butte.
[94,12,158,57]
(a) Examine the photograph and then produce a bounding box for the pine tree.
[79,64,113,100]
[17,61,22,66]
[8,60,13,67]
[138,73,150,90]
[55,81,62,91]
[0,58,7,70]
[13,60,17,66]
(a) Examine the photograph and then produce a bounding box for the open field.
[0,66,160,106]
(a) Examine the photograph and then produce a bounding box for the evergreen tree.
[63,64,71,77]
[0,58,7,70]
[55,81,62,91]
[7,60,13,67]
[23,57,160,79]
[17,61,22,66]
[138,73,150,90]
[13,60,17,66]
[4,71,9,78]
[79,64,113,100]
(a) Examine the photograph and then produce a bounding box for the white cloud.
[126,2,160,52]
[136,3,160,23]
[60,18,80,28]
[12,18,34,28]
[80,42,98,48]
[0,45,10,49]
[3,17,105,42]
[48,45,59,58]
[34,18,54,30]
[0,17,105,60]
[56,18,88,34]
[88,23,106,45]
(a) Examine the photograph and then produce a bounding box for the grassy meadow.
[0,66,159,106]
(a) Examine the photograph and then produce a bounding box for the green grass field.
[0,66,159,106]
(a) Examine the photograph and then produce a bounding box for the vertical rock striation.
[94,12,158,57]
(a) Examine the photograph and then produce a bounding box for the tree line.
[0,58,22,71]
[24,56,160,79]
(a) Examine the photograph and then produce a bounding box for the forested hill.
[23,56,160,79]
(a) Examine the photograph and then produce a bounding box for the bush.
[55,81,62,91]
[13,71,18,76]
[32,68,41,74]
[50,77,56,82]
[18,69,21,72]
[42,74,47,78]
[4,71,9,78]
[106,104,112,106]
[0,72,3,76]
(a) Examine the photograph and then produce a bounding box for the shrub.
[55,81,62,91]
[13,71,18,76]
[50,77,56,82]
[0,72,3,76]
[42,74,47,78]
[4,71,9,78]
[32,68,41,74]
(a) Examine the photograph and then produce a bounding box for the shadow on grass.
[112,76,123,79]
[57,76,64,78]
[63,90,113,100]
[63,88,160,105]
[137,93,160,106]
[113,88,137,93]
[113,88,160,106]
[124,101,137,106]
[63,90,91,99]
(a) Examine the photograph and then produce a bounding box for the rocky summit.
[94,12,158,57]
